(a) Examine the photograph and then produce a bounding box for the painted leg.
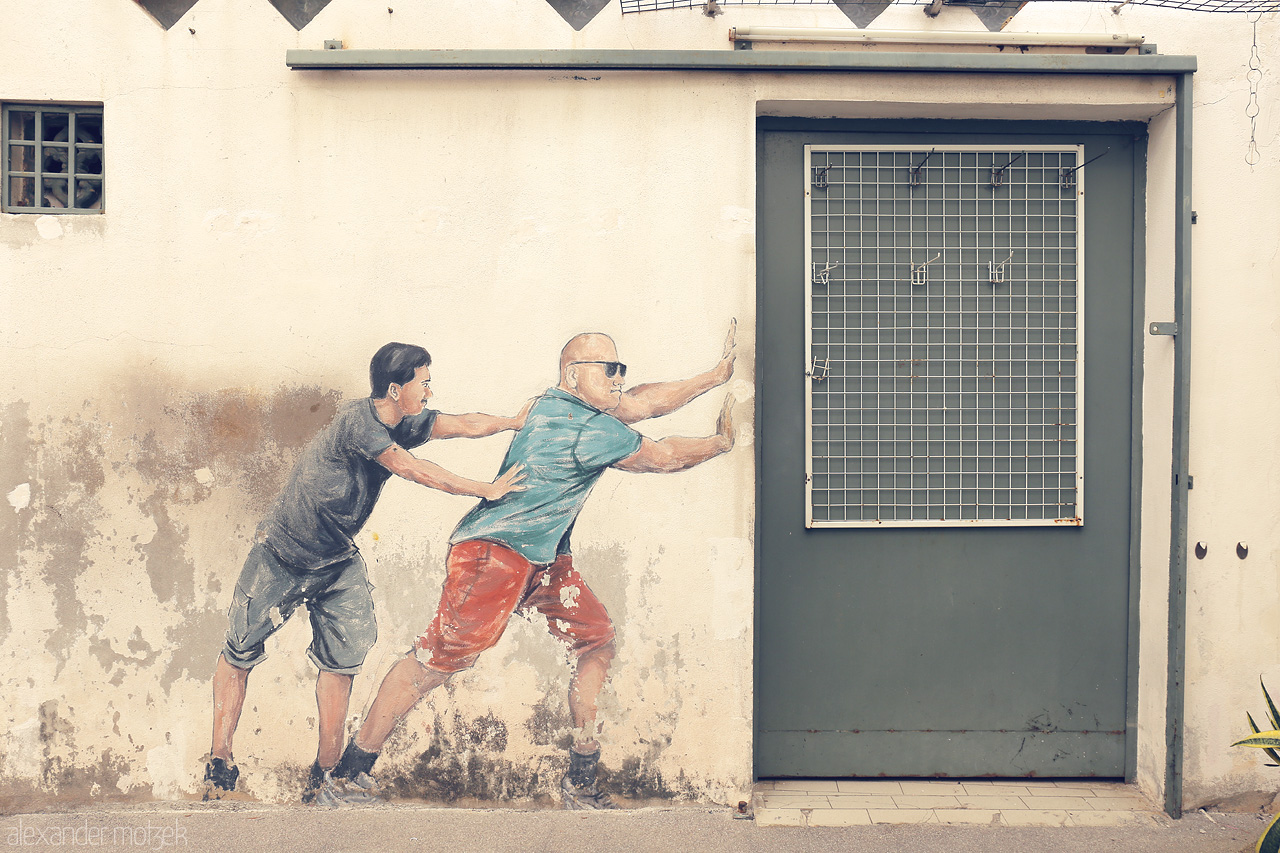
[315,671,354,769]
[211,653,250,761]
[568,640,616,753]
[354,654,450,753]
[561,641,618,810]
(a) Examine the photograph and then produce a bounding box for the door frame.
[754,116,1150,785]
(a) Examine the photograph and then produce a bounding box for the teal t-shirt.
[450,388,644,565]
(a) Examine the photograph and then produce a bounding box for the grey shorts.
[222,543,377,675]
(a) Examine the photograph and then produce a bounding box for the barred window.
[3,103,104,214]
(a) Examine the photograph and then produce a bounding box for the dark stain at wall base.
[0,701,149,813]
[604,755,681,800]
[375,704,691,804]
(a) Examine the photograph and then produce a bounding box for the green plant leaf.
[1258,810,1280,853]
[1264,677,1280,731]
[1247,713,1280,764]
[1233,732,1280,749]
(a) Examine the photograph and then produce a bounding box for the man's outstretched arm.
[377,446,526,500]
[430,398,535,440]
[612,320,736,425]
[613,395,735,474]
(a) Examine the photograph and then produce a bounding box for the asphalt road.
[0,804,1263,853]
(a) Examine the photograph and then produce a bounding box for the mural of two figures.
[206,322,739,808]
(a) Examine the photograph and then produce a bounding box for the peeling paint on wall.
[0,381,349,809]
[1,402,33,643]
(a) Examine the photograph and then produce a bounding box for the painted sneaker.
[309,770,382,807]
[560,774,618,810]
[202,757,239,802]
[344,771,382,801]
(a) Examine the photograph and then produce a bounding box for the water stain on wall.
[3,377,342,806]
[0,401,33,642]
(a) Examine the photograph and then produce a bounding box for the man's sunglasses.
[569,360,628,379]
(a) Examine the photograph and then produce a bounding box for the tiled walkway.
[753,779,1165,828]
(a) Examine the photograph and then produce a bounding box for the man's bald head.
[559,333,618,380]
[558,333,625,411]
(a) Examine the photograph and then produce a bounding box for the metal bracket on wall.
[1149,322,1178,336]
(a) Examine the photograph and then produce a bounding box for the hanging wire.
[1245,12,1263,166]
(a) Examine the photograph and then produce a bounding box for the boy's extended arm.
[430,398,535,440]
[613,320,736,425]
[376,446,525,500]
[613,395,736,474]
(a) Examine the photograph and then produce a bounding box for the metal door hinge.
[1175,473,1194,489]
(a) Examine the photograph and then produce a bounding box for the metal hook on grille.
[989,251,1013,284]
[813,261,839,287]
[807,357,830,381]
[909,148,935,187]
[1059,147,1111,190]
[813,164,832,190]
[990,152,1024,188]
[911,253,941,287]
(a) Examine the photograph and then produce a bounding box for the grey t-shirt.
[260,399,438,569]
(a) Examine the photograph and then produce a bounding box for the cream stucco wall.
[1,0,1278,813]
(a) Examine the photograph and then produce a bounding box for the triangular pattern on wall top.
[269,0,336,30]
[545,0,613,30]
[133,0,200,29]
[965,0,1028,30]
[833,0,893,27]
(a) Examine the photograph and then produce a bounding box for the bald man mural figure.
[328,325,738,809]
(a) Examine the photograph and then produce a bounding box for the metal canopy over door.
[756,121,1143,778]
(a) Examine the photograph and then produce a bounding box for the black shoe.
[301,761,325,805]
[333,741,379,781]
[203,757,239,801]
[560,773,618,810]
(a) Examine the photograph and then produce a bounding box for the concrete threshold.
[753,778,1166,828]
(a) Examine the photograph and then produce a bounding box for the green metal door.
[756,120,1144,778]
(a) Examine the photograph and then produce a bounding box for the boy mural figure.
[204,342,528,805]
[328,324,737,809]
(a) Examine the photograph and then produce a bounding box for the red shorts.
[415,539,615,673]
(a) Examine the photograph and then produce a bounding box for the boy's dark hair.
[370,343,432,398]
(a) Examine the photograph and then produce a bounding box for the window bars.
[805,146,1084,527]
[2,104,104,214]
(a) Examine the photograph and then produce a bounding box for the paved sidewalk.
[0,803,1265,853]
[755,778,1161,827]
